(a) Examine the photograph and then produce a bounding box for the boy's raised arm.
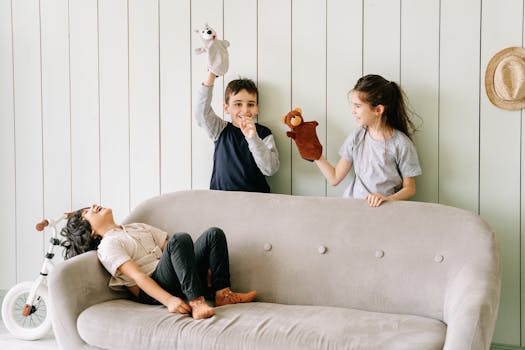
[204,71,216,87]
[194,71,227,141]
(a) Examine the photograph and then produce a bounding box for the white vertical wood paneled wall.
[0,0,523,346]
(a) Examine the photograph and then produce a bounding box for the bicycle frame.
[22,213,68,317]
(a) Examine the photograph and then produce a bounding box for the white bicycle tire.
[1,281,52,340]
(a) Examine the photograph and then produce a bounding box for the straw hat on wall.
[485,47,525,110]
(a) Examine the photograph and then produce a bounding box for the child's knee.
[204,227,226,241]
[167,232,193,251]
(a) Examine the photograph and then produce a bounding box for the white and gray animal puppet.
[194,23,230,76]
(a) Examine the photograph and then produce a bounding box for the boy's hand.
[240,117,256,139]
[166,296,191,314]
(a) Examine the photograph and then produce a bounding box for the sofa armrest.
[443,256,501,350]
[48,251,128,350]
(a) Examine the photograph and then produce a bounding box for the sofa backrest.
[123,190,499,322]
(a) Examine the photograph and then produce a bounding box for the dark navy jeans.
[137,227,231,304]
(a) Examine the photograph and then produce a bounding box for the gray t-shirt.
[339,127,422,199]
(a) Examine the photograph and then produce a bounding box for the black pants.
[137,227,231,304]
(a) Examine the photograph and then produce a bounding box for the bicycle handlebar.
[35,220,49,231]
[35,212,74,232]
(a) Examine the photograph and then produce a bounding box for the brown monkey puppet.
[283,108,323,161]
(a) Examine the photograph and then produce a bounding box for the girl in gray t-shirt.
[315,74,422,207]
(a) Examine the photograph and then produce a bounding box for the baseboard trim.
[492,343,525,350]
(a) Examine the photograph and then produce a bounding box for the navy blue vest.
[210,122,272,193]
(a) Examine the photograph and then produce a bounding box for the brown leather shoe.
[215,288,257,307]
[189,296,214,319]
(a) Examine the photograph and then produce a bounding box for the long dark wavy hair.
[351,74,417,139]
[60,208,101,259]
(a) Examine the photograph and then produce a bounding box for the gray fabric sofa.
[48,190,501,350]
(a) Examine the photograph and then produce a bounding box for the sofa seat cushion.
[78,300,446,350]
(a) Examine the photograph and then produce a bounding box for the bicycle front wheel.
[1,281,52,340]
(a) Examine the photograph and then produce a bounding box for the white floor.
[0,290,59,349]
[0,322,57,350]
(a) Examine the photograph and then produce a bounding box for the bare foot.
[215,288,257,307]
[189,296,214,319]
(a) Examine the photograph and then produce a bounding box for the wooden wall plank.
[0,0,16,289]
[41,0,71,255]
[224,0,257,83]
[363,0,401,80]
[129,0,160,209]
[401,0,440,203]
[439,0,480,213]
[12,0,44,281]
[326,0,362,198]
[69,0,100,208]
[480,1,522,344]
[258,0,292,194]
[480,0,522,344]
[159,0,192,194]
[99,0,130,222]
[191,0,223,190]
[291,0,326,196]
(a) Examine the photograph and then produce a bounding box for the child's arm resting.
[388,177,417,201]
[366,177,416,207]
[118,260,191,314]
[247,134,280,176]
[194,83,227,141]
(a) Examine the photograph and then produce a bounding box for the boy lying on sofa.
[60,204,256,320]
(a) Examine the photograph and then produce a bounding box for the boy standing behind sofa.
[194,71,279,193]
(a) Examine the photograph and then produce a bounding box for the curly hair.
[60,208,101,259]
